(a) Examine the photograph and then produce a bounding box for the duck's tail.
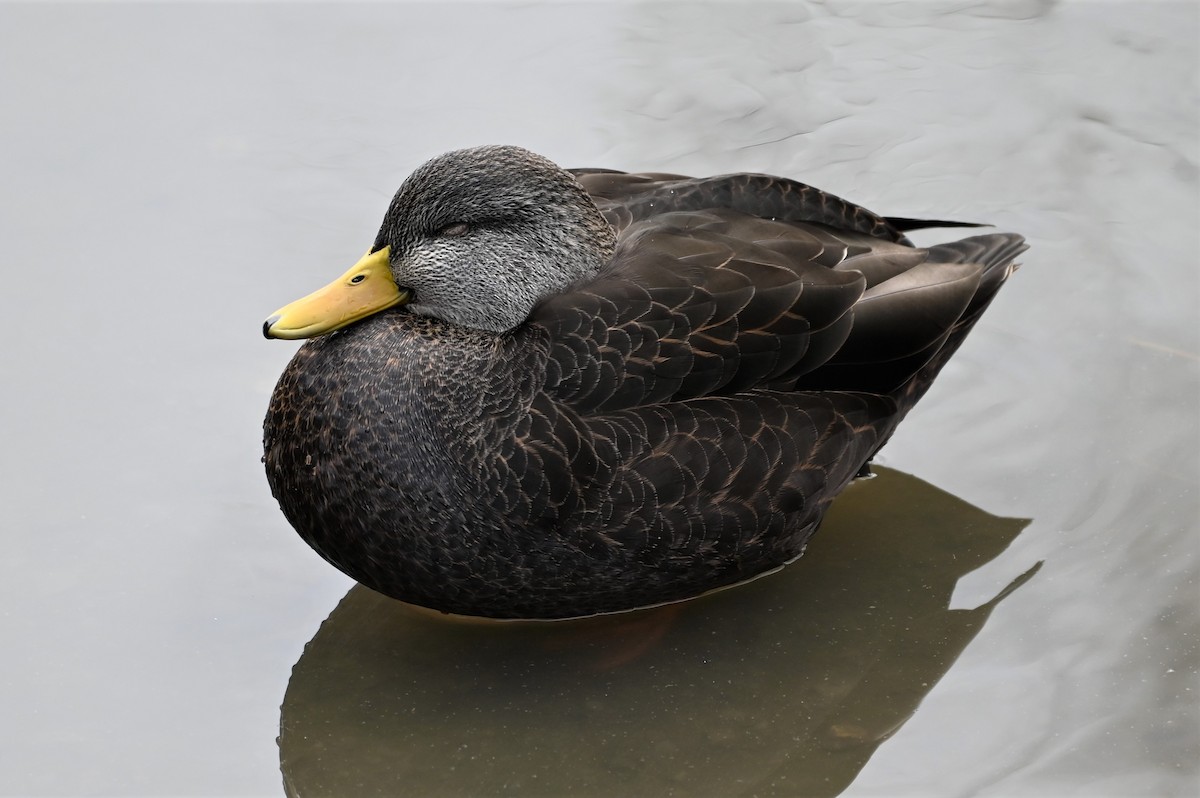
[888,232,1027,420]
[796,231,1027,399]
[815,231,1026,477]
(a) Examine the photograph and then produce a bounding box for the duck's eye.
[438,222,470,237]
[349,274,366,284]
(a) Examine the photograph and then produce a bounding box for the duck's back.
[540,169,1024,414]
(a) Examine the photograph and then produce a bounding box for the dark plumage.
[263,145,1025,619]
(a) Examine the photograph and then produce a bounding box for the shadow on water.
[278,468,1040,797]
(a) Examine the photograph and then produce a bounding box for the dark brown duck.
[263,145,1025,619]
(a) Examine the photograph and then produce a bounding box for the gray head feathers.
[373,145,617,333]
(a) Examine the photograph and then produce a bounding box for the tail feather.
[884,216,990,233]
[793,232,1025,459]
[926,233,1028,320]
[845,232,1026,465]
[891,233,1026,416]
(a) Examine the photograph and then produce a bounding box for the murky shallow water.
[2,3,1196,796]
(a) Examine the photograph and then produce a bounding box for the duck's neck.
[389,318,523,485]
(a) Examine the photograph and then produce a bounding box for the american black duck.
[263,145,1025,619]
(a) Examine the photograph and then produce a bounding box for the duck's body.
[264,146,1024,619]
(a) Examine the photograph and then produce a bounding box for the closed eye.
[438,222,470,237]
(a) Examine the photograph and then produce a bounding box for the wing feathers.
[533,174,1021,425]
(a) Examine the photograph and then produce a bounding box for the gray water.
[1,3,1196,796]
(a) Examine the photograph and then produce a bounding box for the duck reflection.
[279,468,1038,797]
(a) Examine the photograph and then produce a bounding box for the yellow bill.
[263,247,410,340]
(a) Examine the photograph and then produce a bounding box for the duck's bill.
[263,247,410,340]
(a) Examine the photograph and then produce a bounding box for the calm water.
[2,3,1196,796]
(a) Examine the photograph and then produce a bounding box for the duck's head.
[264,145,616,339]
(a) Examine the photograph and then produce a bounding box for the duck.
[263,145,1025,620]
